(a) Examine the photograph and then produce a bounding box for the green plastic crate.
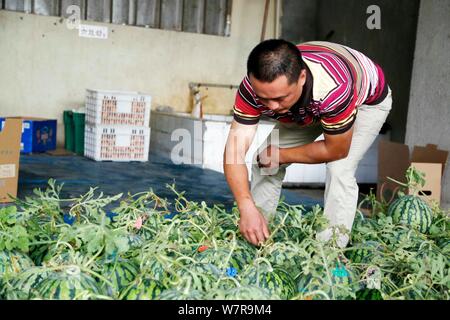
[73,112,85,156]
[63,111,75,152]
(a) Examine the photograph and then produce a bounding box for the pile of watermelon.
[0,170,449,301]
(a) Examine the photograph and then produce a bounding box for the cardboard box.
[378,141,448,206]
[0,117,57,154]
[0,118,22,203]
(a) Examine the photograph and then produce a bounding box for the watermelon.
[135,214,161,241]
[127,234,144,250]
[388,195,433,233]
[271,211,306,242]
[140,256,169,282]
[0,251,34,277]
[196,248,251,273]
[264,243,304,277]
[241,266,296,300]
[42,250,74,267]
[296,264,357,300]
[101,259,139,297]
[121,277,166,300]
[29,244,50,266]
[171,263,221,292]
[355,288,383,300]
[296,274,325,300]
[345,241,382,264]
[33,266,103,300]
[1,267,49,300]
[233,239,257,266]
[437,239,450,255]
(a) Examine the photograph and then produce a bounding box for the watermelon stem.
[387,284,419,299]
[259,211,291,248]
[252,257,273,272]
[28,240,58,246]
[317,243,336,300]
[84,245,105,268]
[185,220,210,241]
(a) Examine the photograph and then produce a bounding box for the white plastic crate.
[84,124,151,162]
[85,89,151,126]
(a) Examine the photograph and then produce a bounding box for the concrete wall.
[0,0,278,145]
[280,0,318,43]
[406,0,450,209]
[280,0,420,143]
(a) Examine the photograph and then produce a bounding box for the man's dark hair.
[247,39,305,84]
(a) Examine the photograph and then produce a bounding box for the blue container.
[0,117,57,154]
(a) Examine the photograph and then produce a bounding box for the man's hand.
[238,201,270,246]
[257,145,281,169]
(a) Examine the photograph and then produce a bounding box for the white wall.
[406,0,450,209]
[0,0,279,145]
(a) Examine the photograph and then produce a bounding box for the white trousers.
[251,89,393,248]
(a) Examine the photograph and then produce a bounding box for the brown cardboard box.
[0,118,22,203]
[378,141,448,206]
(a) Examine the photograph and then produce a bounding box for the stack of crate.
[84,89,152,162]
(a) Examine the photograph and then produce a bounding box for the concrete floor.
[287,187,325,203]
[14,151,324,211]
[287,183,379,209]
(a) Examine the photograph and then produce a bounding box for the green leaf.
[114,236,130,254]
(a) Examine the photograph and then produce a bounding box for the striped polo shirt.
[234,41,388,134]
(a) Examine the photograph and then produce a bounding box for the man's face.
[249,70,306,114]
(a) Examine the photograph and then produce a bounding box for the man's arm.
[279,126,354,165]
[223,120,270,246]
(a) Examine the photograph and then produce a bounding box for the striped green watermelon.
[0,250,34,277]
[29,244,50,266]
[355,288,383,300]
[271,212,306,242]
[101,259,139,297]
[1,267,49,300]
[297,263,357,300]
[33,266,103,300]
[345,241,382,264]
[241,266,296,300]
[171,263,221,292]
[264,243,304,277]
[233,239,257,265]
[437,239,450,255]
[218,217,237,232]
[140,256,169,282]
[127,234,144,250]
[120,277,166,300]
[386,228,426,250]
[296,274,325,300]
[41,250,74,266]
[196,248,251,273]
[388,195,433,233]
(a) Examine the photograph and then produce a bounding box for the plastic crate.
[85,89,151,126]
[73,112,86,156]
[84,124,150,162]
[63,111,75,152]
